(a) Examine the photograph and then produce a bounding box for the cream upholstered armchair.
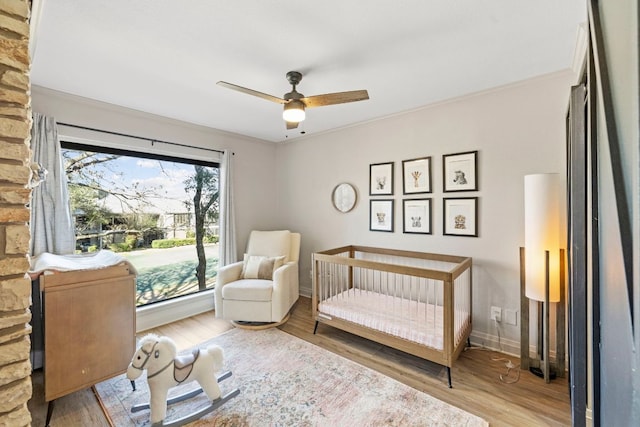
[215,230,300,325]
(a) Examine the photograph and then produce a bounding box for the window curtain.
[29,113,75,257]
[218,149,237,265]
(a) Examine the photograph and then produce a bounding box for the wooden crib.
[312,245,472,387]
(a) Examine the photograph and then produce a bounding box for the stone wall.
[0,0,33,426]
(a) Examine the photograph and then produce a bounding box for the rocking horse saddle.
[173,348,200,383]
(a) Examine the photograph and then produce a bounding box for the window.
[62,142,220,307]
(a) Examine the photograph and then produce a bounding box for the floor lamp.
[520,173,566,383]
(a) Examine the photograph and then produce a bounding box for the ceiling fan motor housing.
[285,71,304,100]
[286,71,303,86]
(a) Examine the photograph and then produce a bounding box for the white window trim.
[136,289,215,332]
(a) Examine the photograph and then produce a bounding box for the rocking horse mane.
[138,333,177,356]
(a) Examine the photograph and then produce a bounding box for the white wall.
[31,86,281,249]
[275,71,574,351]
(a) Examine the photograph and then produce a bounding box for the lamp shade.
[524,173,561,302]
[283,100,305,123]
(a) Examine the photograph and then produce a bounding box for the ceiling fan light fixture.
[283,100,306,123]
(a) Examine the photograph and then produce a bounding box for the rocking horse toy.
[127,334,240,427]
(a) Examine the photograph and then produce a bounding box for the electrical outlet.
[504,309,518,326]
[490,306,502,322]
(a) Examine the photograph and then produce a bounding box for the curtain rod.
[57,122,226,155]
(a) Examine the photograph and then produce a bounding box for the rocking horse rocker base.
[132,370,240,427]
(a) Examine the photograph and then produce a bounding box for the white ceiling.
[30,1,586,143]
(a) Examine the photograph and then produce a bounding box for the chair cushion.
[221,279,273,302]
[240,254,284,280]
[246,230,291,261]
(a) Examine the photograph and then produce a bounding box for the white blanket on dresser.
[28,250,137,277]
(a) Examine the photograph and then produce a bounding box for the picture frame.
[403,198,432,234]
[370,199,394,232]
[443,197,478,237]
[443,151,478,192]
[402,157,432,194]
[369,162,394,195]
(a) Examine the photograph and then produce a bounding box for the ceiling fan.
[217,71,369,130]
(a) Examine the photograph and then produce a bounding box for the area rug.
[95,328,487,426]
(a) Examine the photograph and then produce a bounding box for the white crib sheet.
[318,289,447,350]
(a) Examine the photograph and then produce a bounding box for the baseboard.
[136,289,215,332]
[469,330,520,356]
[300,286,312,298]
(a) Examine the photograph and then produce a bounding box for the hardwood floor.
[29,297,571,426]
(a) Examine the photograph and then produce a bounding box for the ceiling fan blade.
[302,90,369,108]
[286,121,299,130]
[217,81,286,104]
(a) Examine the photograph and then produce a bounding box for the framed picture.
[402,157,432,194]
[443,197,478,237]
[370,199,394,232]
[403,198,432,234]
[443,151,478,192]
[369,162,394,195]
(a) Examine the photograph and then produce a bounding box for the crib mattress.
[318,289,447,350]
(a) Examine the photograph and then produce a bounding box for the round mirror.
[332,183,357,213]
